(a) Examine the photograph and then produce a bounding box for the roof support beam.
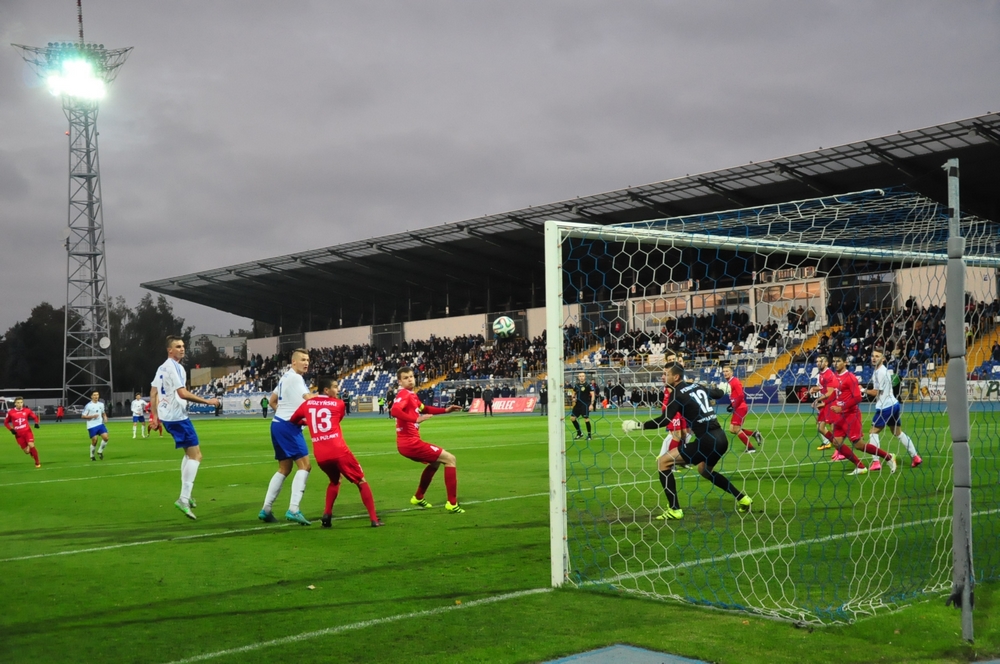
[971,122,1000,148]
[626,192,686,218]
[865,143,919,179]
[772,163,829,195]
[695,178,755,207]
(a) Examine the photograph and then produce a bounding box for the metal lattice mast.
[13,7,131,406]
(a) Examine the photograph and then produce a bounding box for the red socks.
[822,430,834,442]
[325,482,341,515]
[29,447,39,465]
[737,430,755,450]
[444,466,458,504]
[415,465,438,500]
[861,443,889,460]
[838,444,863,467]
[359,482,378,521]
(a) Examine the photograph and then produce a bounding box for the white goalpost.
[544,182,1000,627]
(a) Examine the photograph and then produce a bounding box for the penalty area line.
[0,524,282,563]
[161,587,552,664]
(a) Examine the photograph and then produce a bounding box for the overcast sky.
[2,1,998,336]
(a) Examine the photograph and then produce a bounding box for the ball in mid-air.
[492,316,516,338]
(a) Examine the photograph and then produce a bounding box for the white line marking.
[0,441,544,487]
[600,506,1000,585]
[0,461,272,487]
[161,587,552,664]
[0,491,551,563]
[1,525,282,562]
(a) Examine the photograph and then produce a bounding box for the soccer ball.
[621,419,641,433]
[492,316,516,338]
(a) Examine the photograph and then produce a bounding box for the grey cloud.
[1,0,998,334]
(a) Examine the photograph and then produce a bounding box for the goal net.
[544,187,1000,624]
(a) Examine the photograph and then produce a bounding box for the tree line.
[0,294,222,394]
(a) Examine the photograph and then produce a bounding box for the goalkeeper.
[623,363,753,521]
[654,352,694,459]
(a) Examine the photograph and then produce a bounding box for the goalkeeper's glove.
[621,419,641,433]
[8,428,15,436]
[727,405,734,413]
[34,423,40,429]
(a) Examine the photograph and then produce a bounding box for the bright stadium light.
[12,4,133,408]
[46,56,106,99]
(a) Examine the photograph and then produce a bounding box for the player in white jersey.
[259,348,314,525]
[130,393,148,439]
[150,335,221,520]
[866,348,921,468]
[82,391,109,461]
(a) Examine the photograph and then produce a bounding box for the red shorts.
[317,451,365,485]
[14,431,34,449]
[397,439,444,464]
[833,411,862,442]
[666,414,687,432]
[817,406,835,425]
[730,403,749,427]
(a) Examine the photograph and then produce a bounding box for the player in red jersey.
[289,376,382,528]
[830,353,895,475]
[4,397,41,468]
[391,366,464,513]
[145,401,164,438]
[657,353,693,458]
[809,354,843,459]
[721,365,761,453]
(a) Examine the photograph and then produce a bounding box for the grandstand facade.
[142,113,1000,342]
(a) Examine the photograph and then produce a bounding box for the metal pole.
[544,221,569,587]
[942,158,974,642]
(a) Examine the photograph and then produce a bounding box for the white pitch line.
[0,490,551,563]
[0,440,949,563]
[0,441,545,487]
[1,524,283,562]
[0,460,272,487]
[161,587,552,664]
[601,506,1000,585]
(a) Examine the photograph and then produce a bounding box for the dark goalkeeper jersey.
[573,383,593,407]
[643,380,724,436]
[664,381,725,436]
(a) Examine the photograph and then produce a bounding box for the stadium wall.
[526,304,580,339]
[896,266,996,307]
[305,326,373,348]
[245,303,582,357]
[246,336,278,358]
[404,313,486,340]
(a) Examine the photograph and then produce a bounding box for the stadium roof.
[142,112,1000,333]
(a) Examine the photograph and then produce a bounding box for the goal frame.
[544,176,998,633]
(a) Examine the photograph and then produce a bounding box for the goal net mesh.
[548,187,1000,623]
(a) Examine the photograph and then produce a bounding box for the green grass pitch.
[2,411,999,663]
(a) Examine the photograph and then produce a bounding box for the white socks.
[289,470,309,513]
[132,425,137,438]
[263,472,286,512]
[898,431,918,457]
[180,456,200,504]
[90,443,96,458]
[98,440,108,454]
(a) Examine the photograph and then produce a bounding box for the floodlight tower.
[13,3,131,406]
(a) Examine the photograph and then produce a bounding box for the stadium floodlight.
[46,55,106,100]
[12,6,132,407]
